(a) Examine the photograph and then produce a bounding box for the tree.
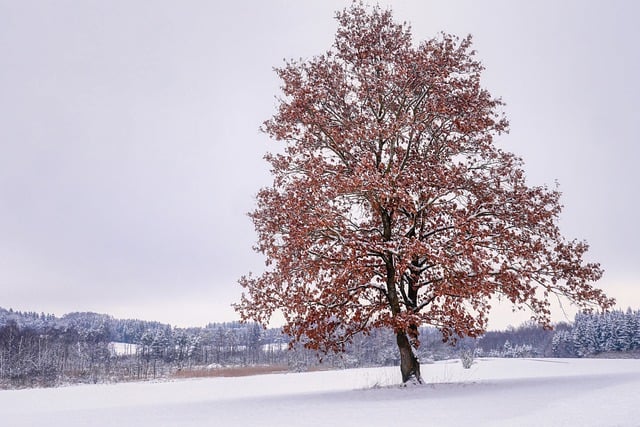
[551,330,575,357]
[235,3,614,384]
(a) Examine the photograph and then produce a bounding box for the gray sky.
[1,1,638,329]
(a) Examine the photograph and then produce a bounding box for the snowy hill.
[1,358,639,427]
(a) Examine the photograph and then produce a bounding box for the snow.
[1,358,639,426]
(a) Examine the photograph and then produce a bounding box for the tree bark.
[397,330,422,384]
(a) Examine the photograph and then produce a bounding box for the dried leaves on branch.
[235,3,613,368]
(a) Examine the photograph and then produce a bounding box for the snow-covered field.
[2,358,639,427]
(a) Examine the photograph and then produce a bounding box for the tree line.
[2,307,638,388]
[0,308,286,388]
[473,309,640,358]
[552,309,640,357]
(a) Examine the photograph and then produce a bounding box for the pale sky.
[1,1,638,330]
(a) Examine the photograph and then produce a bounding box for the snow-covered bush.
[460,350,474,369]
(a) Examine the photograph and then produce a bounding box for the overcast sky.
[1,1,638,330]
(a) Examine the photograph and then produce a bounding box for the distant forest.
[1,307,638,389]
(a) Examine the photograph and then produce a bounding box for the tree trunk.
[397,331,422,384]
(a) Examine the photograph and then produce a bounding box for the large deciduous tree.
[235,3,613,384]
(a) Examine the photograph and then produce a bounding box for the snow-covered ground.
[1,358,639,426]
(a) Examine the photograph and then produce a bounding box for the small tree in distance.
[235,3,614,384]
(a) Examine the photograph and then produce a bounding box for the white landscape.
[2,358,639,427]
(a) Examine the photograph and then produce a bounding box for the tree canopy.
[235,3,614,383]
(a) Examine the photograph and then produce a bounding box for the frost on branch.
[234,2,614,383]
